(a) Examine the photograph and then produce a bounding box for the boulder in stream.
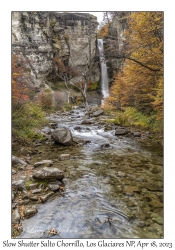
[92,110,104,117]
[115,128,127,135]
[81,120,93,125]
[12,208,20,224]
[51,127,73,145]
[48,183,60,191]
[133,131,141,137]
[34,160,53,168]
[24,205,38,219]
[123,185,140,196]
[33,167,64,180]
[40,192,54,202]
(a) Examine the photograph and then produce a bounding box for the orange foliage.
[12,55,31,108]
[97,23,109,38]
[104,12,163,116]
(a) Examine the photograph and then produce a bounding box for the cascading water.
[97,39,109,99]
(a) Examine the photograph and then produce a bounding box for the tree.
[103,12,163,116]
[12,55,32,110]
[54,55,92,111]
[54,57,78,103]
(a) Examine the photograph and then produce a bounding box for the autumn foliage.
[12,55,32,109]
[97,23,109,38]
[104,12,163,122]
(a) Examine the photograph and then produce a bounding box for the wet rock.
[92,110,104,117]
[145,184,163,192]
[133,132,141,137]
[123,185,140,196]
[127,200,135,207]
[12,208,20,224]
[49,122,58,129]
[12,203,17,209]
[151,167,162,174]
[12,169,17,175]
[33,167,64,180]
[29,183,38,190]
[40,192,54,202]
[12,180,26,191]
[28,195,38,201]
[24,205,38,218]
[115,129,127,135]
[74,126,82,131]
[104,125,113,131]
[51,127,73,145]
[138,220,146,227]
[12,155,27,167]
[48,184,60,191]
[31,188,42,194]
[101,143,110,149]
[117,171,126,177]
[81,120,93,125]
[59,154,70,161]
[18,199,30,205]
[152,216,163,225]
[148,200,163,208]
[34,160,53,168]
[73,137,91,145]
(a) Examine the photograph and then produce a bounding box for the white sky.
[68,11,104,24]
[86,12,104,23]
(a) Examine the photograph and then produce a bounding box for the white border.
[0,0,174,248]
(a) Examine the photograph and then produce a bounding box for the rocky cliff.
[103,12,130,83]
[12,12,100,87]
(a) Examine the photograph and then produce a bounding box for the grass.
[12,102,47,145]
[105,107,162,133]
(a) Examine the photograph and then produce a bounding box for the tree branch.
[126,57,161,72]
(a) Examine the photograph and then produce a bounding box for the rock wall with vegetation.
[12,12,100,87]
[103,12,130,84]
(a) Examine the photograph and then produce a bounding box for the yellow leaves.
[104,12,163,115]
[97,23,109,38]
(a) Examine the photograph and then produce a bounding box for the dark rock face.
[103,12,130,84]
[51,127,73,145]
[33,167,64,180]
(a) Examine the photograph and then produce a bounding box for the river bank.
[12,105,163,238]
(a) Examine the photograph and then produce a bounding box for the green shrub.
[88,82,99,91]
[112,107,152,128]
[63,103,72,111]
[12,102,47,145]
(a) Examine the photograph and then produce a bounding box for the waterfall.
[97,39,109,99]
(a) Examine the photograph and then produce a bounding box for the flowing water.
[20,108,163,238]
[97,39,109,98]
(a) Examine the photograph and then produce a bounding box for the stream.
[20,107,163,238]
